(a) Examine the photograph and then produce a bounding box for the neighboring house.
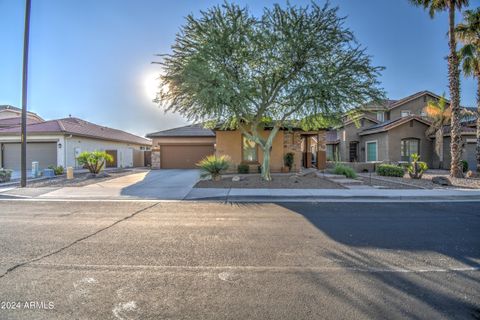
[147,124,327,172]
[0,115,151,171]
[327,91,450,167]
[146,124,216,169]
[0,105,44,128]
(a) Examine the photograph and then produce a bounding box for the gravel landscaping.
[195,172,345,189]
[20,169,145,188]
[358,170,480,189]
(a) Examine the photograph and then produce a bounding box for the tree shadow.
[278,202,480,319]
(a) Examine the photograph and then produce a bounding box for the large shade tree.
[156,2,384,180]
[456,8,480,172]
[410,0,469,177]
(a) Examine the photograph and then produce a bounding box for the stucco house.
[147,124,327,172]
[0,107,151,171]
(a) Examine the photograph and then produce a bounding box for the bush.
[461,160,468,173]
[377,164,404,177]
[333,164,357,179]
[48,165,64,175]
[76,151,113,174]
[237,163,249,174]
[0,168,12,183]
[407,153,428,179]
[196,155,230,180]
[283,152,294,172]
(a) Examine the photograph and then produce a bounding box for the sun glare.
[145,74,159,101]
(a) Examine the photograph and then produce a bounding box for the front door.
[349,142,358,162]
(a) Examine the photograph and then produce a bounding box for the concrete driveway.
[39,169,201,200]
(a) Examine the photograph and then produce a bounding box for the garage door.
[161,145,214,169]
[3,142,57,170]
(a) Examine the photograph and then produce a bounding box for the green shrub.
[333,164,357,179]
[283,152,294,171]
[237,163,249,174]
[48,165,64,175]
[407,153,428,179]
[461,160,468,173]
[76,151,113,174]
[377,164,404,177]
[196,155,230,180]
[0,168,12,183]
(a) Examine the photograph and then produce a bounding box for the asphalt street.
[0,200,479,319]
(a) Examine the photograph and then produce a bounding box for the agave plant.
[196,155,230,181]
[407,153,429,179]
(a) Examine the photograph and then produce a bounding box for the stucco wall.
[64,136,146,169]
[215,129,285,172]
[442,134,477,170]
[359,132,388,162]
[388,94,438,120]
[152,136,215,147]
[387,120,432,166]
[338,119,377,161]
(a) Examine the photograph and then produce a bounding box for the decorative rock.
[432,176,452,186]
[466,170,478,178]
[232,175,241,182]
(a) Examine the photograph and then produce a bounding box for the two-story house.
[327,91,443,167]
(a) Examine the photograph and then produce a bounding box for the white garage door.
[3,142,57,170]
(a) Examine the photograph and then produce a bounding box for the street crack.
[0,202,160,280]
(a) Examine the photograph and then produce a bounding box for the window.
[326,144,338,161]
[366,141,377,162]
[401,139,420,161]
[401,110,411,117]
[242,136,258,162]
[376,111,384,122]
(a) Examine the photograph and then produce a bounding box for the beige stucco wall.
[152,136,215,147]
[338,119,377,161]
[215,130,285,172]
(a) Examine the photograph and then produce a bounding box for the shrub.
[48,165,64,175]
[76,151,113,174]
[377,164,404,177]
[461,160,468,173]
[0,168,12,183]
[333,164,357,179]
[196,155,230,180]
[283,152,294,172]
[407,153,428,179]
[237,163,249,174]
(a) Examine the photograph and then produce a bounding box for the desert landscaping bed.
[357,176,422,189]
[195,173,346,189]
[21,169,144,188]
[358,171,480,190]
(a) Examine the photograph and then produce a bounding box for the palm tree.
[424,95,452,168]
[456,8,480,172]
[409,0,469,177]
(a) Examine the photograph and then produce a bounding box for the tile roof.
[0,117,43,128]
[0,105,43,120]
[359,116,431,136]
[0,117,151,145]
[146,124,216,137]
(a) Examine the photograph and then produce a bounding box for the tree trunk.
[260,144,272,181]
[448,1,463,178]
[476,75,480,172]
[435,129,444,169]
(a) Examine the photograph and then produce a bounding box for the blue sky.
[0,0,478,136]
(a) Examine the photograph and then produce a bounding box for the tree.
[156,2,384,180]
[456,8,480,172]
[409,0,469,177]
[76,151,113,174]
[423,95,451,168]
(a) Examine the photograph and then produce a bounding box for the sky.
[0,0,478,137]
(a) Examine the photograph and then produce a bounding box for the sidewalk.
[184,187,480,201]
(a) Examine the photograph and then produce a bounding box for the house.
[327,91,450,167]
[146,124,327,172]
[0,105,44,128]
[0,111,151,171]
